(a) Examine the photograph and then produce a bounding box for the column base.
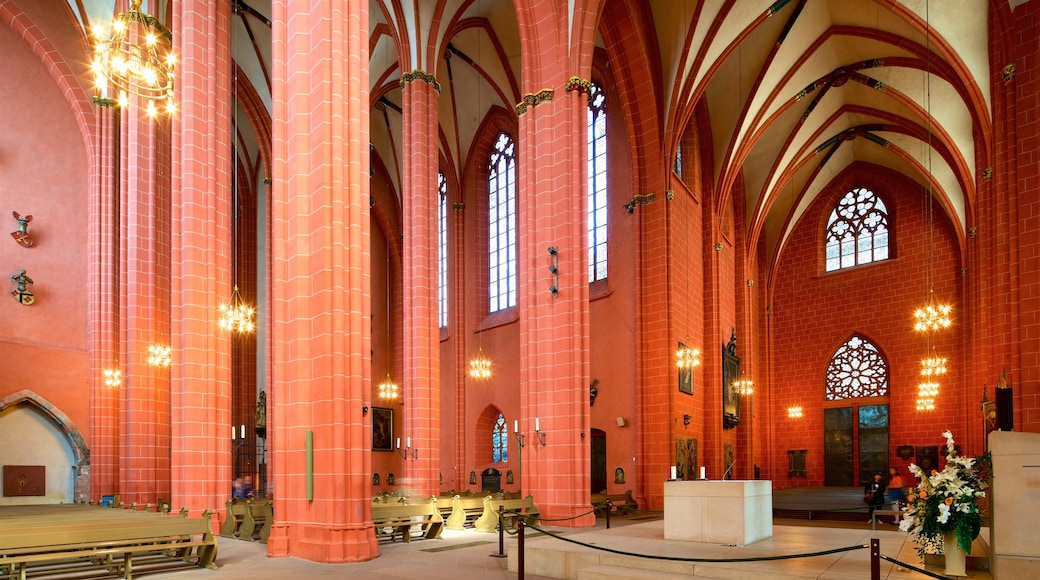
[265,522,378,563]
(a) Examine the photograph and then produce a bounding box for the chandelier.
[913,298,952,333]
[103,367,122,388]
[218,286,256,334]
[468,348,493,380]
[675,336,701,369]
[733,377,754,396]
[90,0,176,115]
[916,381,939,411]
[147,343,172,367]
[377,376,399,401]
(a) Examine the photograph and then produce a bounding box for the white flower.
[937,503,951,524]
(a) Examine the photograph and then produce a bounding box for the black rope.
[526,523,868,563]
[879,554,954,580]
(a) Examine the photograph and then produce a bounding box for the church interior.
[1,0,1038,570]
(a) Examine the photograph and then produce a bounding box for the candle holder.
[533,428,546,446]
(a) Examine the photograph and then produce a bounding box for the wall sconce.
[396,437,417,460]
[787,406,803,418]
[534,417,546,446]
[513,419,526,449]
[683,414,691,426]
[548,247,559,298]
[362,405,369,416]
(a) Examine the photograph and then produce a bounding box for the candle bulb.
[232,426,236,441]
[241,424,245,439]
[396,437,400,449]
[535,418,540,432]
[407,437,411,448]
[670,466,677,480]
[514,419,519,432]
[700,466,706,479]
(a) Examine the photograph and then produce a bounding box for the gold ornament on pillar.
[90,0,177,116]
[913,0,951,412]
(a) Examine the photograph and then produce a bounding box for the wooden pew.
[0,506,217,580]
[221,498,273,542]
[474,495,540,532]
[591,490,638,516]
[442,495,489,530]
[371,498,443,543]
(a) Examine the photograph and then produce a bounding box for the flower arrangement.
[899,431,989,556]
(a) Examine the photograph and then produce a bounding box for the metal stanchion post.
[605,500,612,529]
[491,505,507,558]
[518,518,525,580]
[870,538,880,580]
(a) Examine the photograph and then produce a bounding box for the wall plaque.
[3,465,45,496]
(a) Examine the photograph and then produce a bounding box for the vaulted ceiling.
[21,0,1015,273]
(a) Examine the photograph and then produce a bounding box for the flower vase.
[943,532,967,577]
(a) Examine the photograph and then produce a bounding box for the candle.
[700,466,706,479]
[396,437,401,449]
[407,437,411,448]
[535,418,540,432]
[514,419,519,432]
[241,424,245,439]
[231,426,236,440]
[670,466,677,480]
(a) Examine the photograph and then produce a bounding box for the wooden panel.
[3,465,45,497]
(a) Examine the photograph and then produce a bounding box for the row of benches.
[220,499,273,543]
[371,494,541,543]
[0,503,217,580]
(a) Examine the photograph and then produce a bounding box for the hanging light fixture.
[913,0,950,411]
[103,367,122,388]
[675,340,701,369]
[90,0,176,116]
[218,25,256,334]
[467,13,492,382]
[469,346,493,380]
[733,375,754,396]
[147,342,172,367]
[378,242,399,401]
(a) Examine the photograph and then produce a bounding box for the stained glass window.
[825,188,889,272]
[492,413,508,463]
[489,133,516,312]
[588,82,608,283]
[826,336,889,400]
[438,172,448,328]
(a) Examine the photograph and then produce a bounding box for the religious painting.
[372,407,393,451]
[3,465,45,496]
[915,446,939,476]
[675,436,698,480]
[678,342,693,395]
[722,330,740,429]
[387,473,395,486]
[982,399,998,452]
[372,473,380,486]
[614,467,625,484]
[788,449,807,478]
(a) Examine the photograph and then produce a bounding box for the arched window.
[438,172,448,328]
[492,413,508,463]
[489,133,516,312]
[587,82,608,283]
[825,188,889,272]
[826,336,888,400]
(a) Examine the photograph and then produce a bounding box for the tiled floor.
[139,515,992,580]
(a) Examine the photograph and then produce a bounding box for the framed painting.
[372,407,393,451]
[722,330,740,429]
[677,342,693,395]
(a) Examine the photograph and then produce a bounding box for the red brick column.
[119,102,173,506]
[169,0,233,516]
[89,105,121,502]
[267,0,378,562]
[516,86,595,526]
[401,74,441,496]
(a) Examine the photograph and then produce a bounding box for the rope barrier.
[525,522,868,563]
[880,554,955,580]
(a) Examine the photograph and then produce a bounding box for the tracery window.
[489,133,516,312]
[825,188,889,272]
[438,172,448,328]
[826,336,889,400]
[492,413,508,463]
[587,82,608,283]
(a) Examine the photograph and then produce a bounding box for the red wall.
[767,163,966,488]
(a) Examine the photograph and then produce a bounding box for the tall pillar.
[170,0,233,516]
[516,84,594,526]
[400,73,441,496]
[89,105,121,502]
[267,0,377,562]
[119,101,173,506]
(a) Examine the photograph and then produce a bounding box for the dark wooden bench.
[474,495,540,532]
[591,490,638,516]
[371,498,443,543]
[0,506,217,580]
[870,508,905,530]
[220,499,273,543]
